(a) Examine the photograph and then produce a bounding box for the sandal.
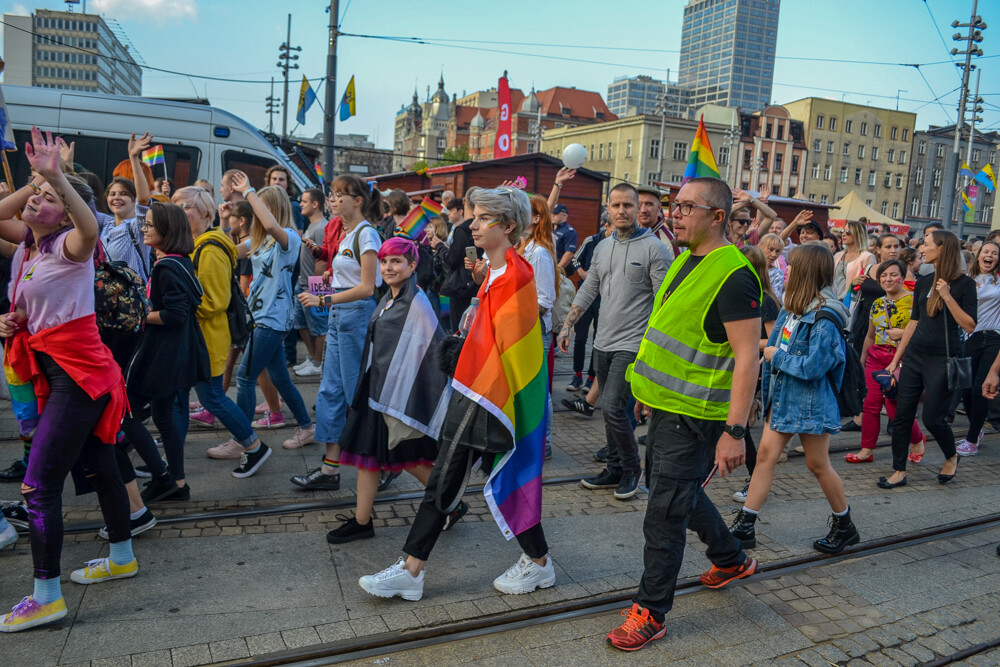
[908,438,926,464]
[845,451,874,464]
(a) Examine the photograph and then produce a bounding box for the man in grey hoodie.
[557,182,673,500]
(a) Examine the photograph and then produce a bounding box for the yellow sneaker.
[0,596,68,632]
[70,557,138,585]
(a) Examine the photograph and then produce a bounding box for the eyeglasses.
[140,222,154,231]
[669,201,717,217]
[732,218,752,226]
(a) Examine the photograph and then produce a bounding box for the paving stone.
[881,647,919,666]
[170,644,211,667]
[91,658,130,667]
[129,649,172,667]
[208,638,250,662]
[347,616,388,638]
[280,626,322,649]
[813,644,851,664]
[381,609,420,631]
[245,631,287,655]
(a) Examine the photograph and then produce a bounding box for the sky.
[1,0,998,151]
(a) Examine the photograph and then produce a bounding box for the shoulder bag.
[943,304,972,392]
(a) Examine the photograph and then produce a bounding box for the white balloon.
[562,143,587,170]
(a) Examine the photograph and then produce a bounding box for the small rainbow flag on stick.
[396,196,443,240]
[681,115,720,185]
[141,145,165,167]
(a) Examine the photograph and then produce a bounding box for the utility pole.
[265,77,280,135]
[724,111,738,185]
[941,0,986,233]
[323,0,340,181]
[277,13,301,139]
[656,69,669,182]
[957,69,984,239]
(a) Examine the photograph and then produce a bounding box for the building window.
[647,172,658,185]
[929,199,938,218]
[972,149,981,164]
[718,146,730,166]
[762,152,770,170]
[824,165,832,180]
[915,167,923,185]
[649,139,660,159]
[626,139,632,157]
[892,201,899,218]
[872,146,879,160]
[672,141,688,161]
[868,170,876,186]
[902,128,909,142]
[829,117,838,131]
[816,115,825,129]
[607,142,613,159]
[813,139,821,152]
[527,142,536,152]
[887,149,895,163]
[857,145,866,159]
[911,198,920,216]
[744,149,752,168]
[599,144,604,160]
[883,173,891,187]
[866,199,873,207]
[874,124,882,138]
[821,195,828,205]
[896,174,903,189]
[809,194,816,202]
[777,125,784,140]
[845,119,853,134]
[918,141,926,155]
[437,138,445,149]
[899,150,906,165]
[624,172,629,183]
[890,127,898,140]
[811,164,820,179]
[791,155,799,173]
[881,201,888,215]
[935,144,944,158]
[843,142,850,156]
[765,123,772,139]
[840,167,848,182]
[855,168,863,184]
[827,141,834,154]
[860,122,868,136]
[773,152,781,171]
[932,169,941,187]
[590,145,595,158]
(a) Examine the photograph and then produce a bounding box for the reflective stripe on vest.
[627,245,760,420]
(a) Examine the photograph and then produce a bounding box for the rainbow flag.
[395,197,443,240]
[141,145,165,167]
[315,162,324,182]
[4,348,38,440]
[681,115,720,185]
[452,248,547,539]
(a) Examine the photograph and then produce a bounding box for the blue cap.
[552,204,569,215]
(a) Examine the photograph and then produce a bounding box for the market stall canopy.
[828,190,909,235]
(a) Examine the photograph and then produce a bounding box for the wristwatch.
[723,424,746,439]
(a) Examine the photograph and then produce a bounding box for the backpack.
[815,309,866,418]
[351,222,391,300]
[93,239,151,334]
[193,238,254,349]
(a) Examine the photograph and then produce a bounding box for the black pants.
[573,301,599,377]
[403,443,547,561]
[962,331,1000,442]
[635,410,746,621]
[891,349,958,472]
[125,388,187,482]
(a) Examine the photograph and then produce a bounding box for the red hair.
[113,159,154,190]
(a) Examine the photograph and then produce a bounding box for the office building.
[2,8,142,95]
[678,0,780,112]
[606,75,691,118]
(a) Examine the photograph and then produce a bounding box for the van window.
[223,150,278,190]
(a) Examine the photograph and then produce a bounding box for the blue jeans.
[315,297,377,444]
[236,326,313,427]
[177,375,258,448]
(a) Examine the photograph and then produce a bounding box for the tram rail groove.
[215,513,1000,667]
[919,635,1000,667]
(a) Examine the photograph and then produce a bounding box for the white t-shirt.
[330,223,383,290]
[486,263,507,288]
[974,274,1000,333]
[523,241,556,331]
[778,314,800,352]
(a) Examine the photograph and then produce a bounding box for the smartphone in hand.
[465,247,478,264]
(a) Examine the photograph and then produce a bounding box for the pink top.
[10,233,95,335]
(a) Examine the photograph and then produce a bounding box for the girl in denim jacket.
[730,244,860,555]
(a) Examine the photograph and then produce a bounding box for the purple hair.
[378,236,419,265]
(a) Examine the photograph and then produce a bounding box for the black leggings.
[962,332,1000,443]
[891,349,958,472]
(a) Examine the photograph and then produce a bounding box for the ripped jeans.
[22,352,130,580]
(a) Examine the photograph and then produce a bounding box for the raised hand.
[231,171,250,195]
[24,127,61,178]
[128,132,153,159]
[792,209,814,227]
[57,137,76,170]
[757,184,772,204]
[555,168,577,186]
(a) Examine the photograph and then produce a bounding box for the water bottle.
[458,297,480,336]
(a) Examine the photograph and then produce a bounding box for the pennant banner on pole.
[339,75,356,122]
[974,164,995,192]
[297,76,317,126]
[493,72,512,158]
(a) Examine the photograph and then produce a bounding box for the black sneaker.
[326,515,375,544]
[141,475,179,504]
[637,434,648,446]
[580,469,622,489]
[1,501,28,530]
[614,472,640,500]
[593,446,608,463]
[583,377,594,392]
[443,501,468,531]
[161,483,191,502]
[566,376,584,392]
[0,459,27,482]
[291,467,341,490]
[98,508,158,540]
[561,397,595,417]
[378,470,401,492]
[232,443,272,479]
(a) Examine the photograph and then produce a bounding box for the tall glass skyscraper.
[678,0,780,112]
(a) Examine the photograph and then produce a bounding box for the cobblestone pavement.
[0,352,999,666]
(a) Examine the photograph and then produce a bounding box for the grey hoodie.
[571,226,673,353]
[808,285,850,325]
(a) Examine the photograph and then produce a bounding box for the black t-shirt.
[761,293,779,339]
[662,255,762,344]
[907,272,977,356]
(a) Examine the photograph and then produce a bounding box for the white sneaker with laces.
[732,478,750,503]
[207,438,245,460]
[282,425,317,450]
[292,358,313,372]
[0,522,17,550]
[493,553,556,595]
[358,558,424,601]
[295,360,322,377]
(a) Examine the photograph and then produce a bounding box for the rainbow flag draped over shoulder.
[452,248,547,538]
[396,197,443,240]
[681,115,720,185]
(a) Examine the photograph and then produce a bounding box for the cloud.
[10,4,29,15]
[89,0,198,23]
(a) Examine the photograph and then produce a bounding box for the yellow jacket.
[191,229,237,377]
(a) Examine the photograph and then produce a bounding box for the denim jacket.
[762,298,847,435]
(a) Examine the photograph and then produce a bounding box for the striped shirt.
[99,204,152,281]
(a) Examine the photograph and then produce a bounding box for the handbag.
[943,307,972,392]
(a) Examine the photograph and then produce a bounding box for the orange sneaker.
[700,555,757,589]
[606,603,666,651]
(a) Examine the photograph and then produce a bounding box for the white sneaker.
[282,425,317,450]
[295,360,322,377]
[732,478,750,503]
[292,358,314,372]
[359,558,424,601]
[493,553,556,595]
[207,438,245,460]
[0,522,17,550]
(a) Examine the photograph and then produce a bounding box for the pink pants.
[862,344,924,449]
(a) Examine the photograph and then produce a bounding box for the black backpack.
[815,309,866,419]
[193,238,254,349]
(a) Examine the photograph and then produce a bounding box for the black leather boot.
[813,510,860,554]
[729,508,757,549]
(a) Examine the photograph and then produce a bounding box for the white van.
[3,85,318,199]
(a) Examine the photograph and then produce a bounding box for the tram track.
[216,513,1000,667]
